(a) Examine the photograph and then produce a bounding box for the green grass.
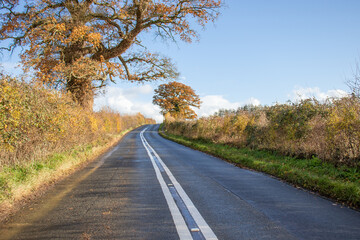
[0,145,89,202]
[159,130,360,209]
[0,129,133,203]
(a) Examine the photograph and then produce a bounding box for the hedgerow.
[164,98,360,167]
[0,73,154,167]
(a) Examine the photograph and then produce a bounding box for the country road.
[1,124,360,240]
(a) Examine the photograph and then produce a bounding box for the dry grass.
[164,98,360,167]
[160,131,360,208]
[0,74,154,167]
[0,129,130,222]
[0,73,155,220]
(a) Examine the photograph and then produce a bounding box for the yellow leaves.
[234,115,252,133]
[68,26,96,44]
[56,23,66,32]
[327,97,360,134]
[0,78,27,151]
[70,25,91,40]
[44,22,65,34]
[87,32,102,48]
[88,115,99,133]
[0,73,156,164]
[116,119,122,132]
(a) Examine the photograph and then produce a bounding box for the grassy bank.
[0,74,155,166]
[160,130,360,209]
[0,73,155,221]
[164,98,360,167]
[0,128,134,221]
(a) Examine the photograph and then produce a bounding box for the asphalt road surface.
[1,124,360,240]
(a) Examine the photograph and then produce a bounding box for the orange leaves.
[145,0,221,43]
[66,25,102,48]
[153,81,201,120]
[33,19,102,49]
[101,60,124,81]
[152,3,176,16]
[1,0,222,108]
[68,25,91,43]
[87,32,102,48]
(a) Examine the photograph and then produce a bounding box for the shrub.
[164,98,360,167]
[0,73,155,168]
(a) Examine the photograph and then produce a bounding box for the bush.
[164,97,360,167]
[0,73,155,167]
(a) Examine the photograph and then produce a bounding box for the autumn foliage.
[153,81,201,120]
[164,98,360,167]
[0,73,155,167]
[0,0,222,108]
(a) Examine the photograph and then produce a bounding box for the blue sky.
[141,0,359,103]
[1,0,360,122]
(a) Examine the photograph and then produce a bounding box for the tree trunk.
[66,76,94,111]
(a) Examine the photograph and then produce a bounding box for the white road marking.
[140,129,192,240]
[140,128,218,240]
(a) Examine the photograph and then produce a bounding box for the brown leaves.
[153,81,201,120]
[0,0,222,108]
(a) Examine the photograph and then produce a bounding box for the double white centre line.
[140,128,218,240]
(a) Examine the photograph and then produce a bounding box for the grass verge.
[159,130,360,209]
[0,128,134,221]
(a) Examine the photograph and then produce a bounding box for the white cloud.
[124,84,153,96]
[94,86,262,122]
[94,85,163,123]
[196,95,261,117]
[245,97,261,106]
[290,86,348,102]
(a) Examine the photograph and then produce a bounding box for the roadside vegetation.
[0,0,224,221]
[0,73,154,214]
[162,97,360,208]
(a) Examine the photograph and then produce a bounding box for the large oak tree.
[0,0,221,109]
[153,81,200,120]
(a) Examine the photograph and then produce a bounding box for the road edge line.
[140,128,193,240]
